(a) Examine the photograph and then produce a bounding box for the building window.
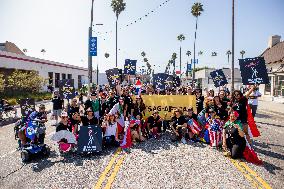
[265,76,271,95]
[68,74,72,79]
[78,75,82,89]
[62,73,66,80]
[48,72,53,85]
[55,73,60,88]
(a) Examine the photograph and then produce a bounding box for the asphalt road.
[0,102,283,189]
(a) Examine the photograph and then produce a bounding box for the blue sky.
[0,0,283,73]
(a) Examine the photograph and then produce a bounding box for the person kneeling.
[130,115,145,145]
[102,114,120,148]
[222,111,246,159]
[170,108,188,144]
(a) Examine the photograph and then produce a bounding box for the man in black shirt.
[107,91,119,110]
[121,89,133,117]
[147,110,163,139]
[51,91,64,126]
[170,108,188,143]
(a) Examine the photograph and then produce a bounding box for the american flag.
[207,119,222,147]
[188,119,202,135]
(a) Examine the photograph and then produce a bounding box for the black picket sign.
[106,68,122,87]
[239,57,269,85]
[20,98,35,117]
[210,69,228,88]
[59,79,75,99]
[124,59,137,75]
[77,125,102,153]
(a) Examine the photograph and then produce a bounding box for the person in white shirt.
[247,86,262,117]
[102,114,120,147]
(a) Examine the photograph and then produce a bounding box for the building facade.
[194,68,242,91]
[259,35,284,99]
[0,41,98,90]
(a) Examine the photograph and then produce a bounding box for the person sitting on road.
[56,112,72,132]
[80,107,99,126]
[222,111,246,159]
[129,115,145,144]
[170,108,188,144]
[147,110,163,139]
[102,114,120,147]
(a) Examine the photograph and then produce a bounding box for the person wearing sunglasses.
[56,112,72,132]
[170,108,188,144]
[80,108,99,126]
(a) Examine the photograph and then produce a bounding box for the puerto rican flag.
[135,79,142,96]
[188,119,202,135]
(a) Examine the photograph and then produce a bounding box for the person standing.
[247,86,262,117]
[51,91,64,126]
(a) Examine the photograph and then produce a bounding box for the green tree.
[177,34,186,76]
[240,50,246,59]
[198,51,203,56]
[191,2,204,82]
[7,70,45,93]
[111,0,126,67]
[141,51,146,57]
[0,73,4,92]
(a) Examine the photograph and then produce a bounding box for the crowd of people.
[14,82,262,162]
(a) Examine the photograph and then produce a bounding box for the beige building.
[0,41,97,90]
[259,35,284,100]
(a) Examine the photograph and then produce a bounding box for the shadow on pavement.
[255,113,272,119]
[132,131,207,154]
[254,146,284,162]
[262,161,283,175]
[256,121,284,128]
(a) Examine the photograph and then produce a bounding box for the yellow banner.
[141,95,196,120]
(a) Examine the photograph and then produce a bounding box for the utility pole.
[88,0,94,92]
[231,0,235,92]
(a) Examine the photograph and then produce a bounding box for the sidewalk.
[258,100,284,114]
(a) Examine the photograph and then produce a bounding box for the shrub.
[7,98,17,106]
[0,73,4,92]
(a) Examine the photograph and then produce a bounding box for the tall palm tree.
[23,49,27,53]
[211,52,217,56]
[177,34,186,77]
[198,51,203,56]
[226,50,232,64]
[240,50,245,59]
[191,2,204,83]
[172,52,177,76]
[186,51,191,57]
[111,0,126,67]
[105,53,110,58]
[141,51,146,57]
[41,49,46,56]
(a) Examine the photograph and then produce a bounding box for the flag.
[207,119,222,147]
[120,124,132,149]
[124,59,137,75]
[188,119,202,135]
[247,104,260,137]
[135,79,142,96]
[243,137,263,165]
[176,70,181,74]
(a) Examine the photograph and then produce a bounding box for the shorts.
[53,109,62,117]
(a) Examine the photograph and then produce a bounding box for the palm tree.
[141,51,146,57]
[186,51,191,57]
[41,49,46,56]
[177,34,186,77]
[172,52,177,75]
[23,49,27,53]
[226,50,232,64]
[240,50,245,59]
[105,53,110,58]
[211,52,217,56]
[198,51,203,56]
[111,0,126,67]
[191,2,204,83]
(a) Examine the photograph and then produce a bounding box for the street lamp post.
[231,0,235,92]
[88,0,94,92]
